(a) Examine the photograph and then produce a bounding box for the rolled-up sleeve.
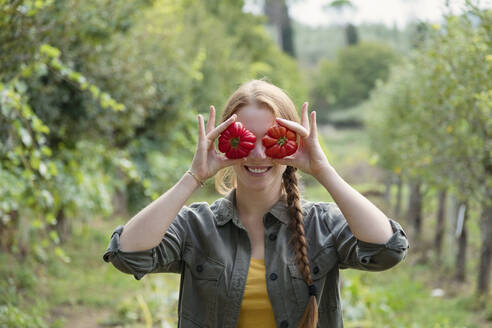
[102,206,190,280]
[326,205,410,271]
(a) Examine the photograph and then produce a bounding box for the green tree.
[365,5,492,295]
[312,41,398,121]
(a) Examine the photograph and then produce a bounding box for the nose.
[247,138,267,160]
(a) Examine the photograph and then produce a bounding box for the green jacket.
[103,188,409,328]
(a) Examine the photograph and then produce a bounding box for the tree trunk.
[406,180,422,243]
[384,173,392,206]
[448,194,458,230]
[394,174,402,218]
[345,23,359,45]
[455,201,468,282]
[55,207,71,243]
[112,167,129,218]
[434,189,447,263]
[264,0,295,57]
[18,214,30,258]
[281,16,295,57]
[477,198,492,295]
[0,210,18,252]
[447,194,458,254]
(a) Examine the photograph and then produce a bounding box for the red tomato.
[218,121,257,159]
[262,125,298,158]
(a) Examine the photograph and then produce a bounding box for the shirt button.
[313,266,319,274]
[269,233,277,241]
[280,320,289,327]
[196,264,203,272]
[270,273,278,280]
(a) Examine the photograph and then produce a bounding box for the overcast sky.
[244,0,492,28]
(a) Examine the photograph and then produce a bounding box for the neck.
[235,183,283,224]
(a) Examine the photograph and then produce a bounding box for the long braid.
[283,166,318,328]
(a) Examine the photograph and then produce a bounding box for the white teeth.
[246,166,269,174]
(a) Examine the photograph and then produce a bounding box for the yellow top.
[237,257,277,327]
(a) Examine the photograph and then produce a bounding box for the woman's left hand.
[271,102,331,177]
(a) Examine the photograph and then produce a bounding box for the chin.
[245,182,274,192]
[237,175,281,193]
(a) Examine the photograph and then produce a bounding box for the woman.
[103,79,410,328]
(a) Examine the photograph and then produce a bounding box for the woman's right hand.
[189,105,246,182]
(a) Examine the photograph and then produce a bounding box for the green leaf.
[21,104,33,119]
[32,218,44,229]
[30,155,40,170]
[19,128,32,147]
[33,244,48,262]
[38,162,48,177]
[48,162,58,176]
[40,146,52,156]
[40,44,60,58]
[14,80,27,94]
[55,246,71,263]
[45,213,57,225]
[89,85,100,99]
[49,231,60,244]
[32,117,50,134]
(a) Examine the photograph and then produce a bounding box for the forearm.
[314,165,393,244]
[119,172,200,252]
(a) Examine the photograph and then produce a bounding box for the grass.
[340,260,488,328]
[0,214,182,327]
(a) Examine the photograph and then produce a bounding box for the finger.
[310,111,318,139]
[198,114,206,141]
[301,102,309,130]
[206,105,216,134]
[276,117,309,138]
[296,136,304,152]
[208,114,237,141]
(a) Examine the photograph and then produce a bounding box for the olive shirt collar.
[214,188,291,228]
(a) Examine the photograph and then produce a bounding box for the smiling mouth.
[244,165,272,174]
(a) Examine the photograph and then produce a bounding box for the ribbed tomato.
[262,125,298,158]
[218,122,257,159]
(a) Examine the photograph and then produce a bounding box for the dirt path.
[51,305,112,327]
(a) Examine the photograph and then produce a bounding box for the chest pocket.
[288,244,338,313]
[181,246,225,327]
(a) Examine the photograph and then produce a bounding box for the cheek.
[276,164,287,173]
[271,164,287,178]
[232,164,242,175]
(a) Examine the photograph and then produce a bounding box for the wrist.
[186,169,205,188]
[312,163,336,181]
[183,170,203,190]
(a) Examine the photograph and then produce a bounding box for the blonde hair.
[215,79,318,328]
